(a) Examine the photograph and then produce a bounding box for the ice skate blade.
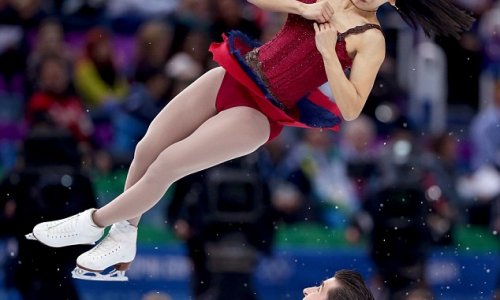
[71,266,128,281]
[25,233,37,240]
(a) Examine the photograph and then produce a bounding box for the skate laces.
[87,235,122,259]
[48,214,80,237]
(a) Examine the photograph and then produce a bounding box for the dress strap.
[337,24,382,41]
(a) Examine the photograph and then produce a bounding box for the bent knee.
[204,67,226,85]
[208,66,226,79]
[142,150,180,184]
[201,67,226,104]
[133,138,155,164]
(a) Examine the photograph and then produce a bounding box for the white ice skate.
[25,208,105,247]
[71,220,137,281]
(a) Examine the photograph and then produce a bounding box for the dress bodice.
[256,10,381,106]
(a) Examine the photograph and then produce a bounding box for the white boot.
[72,220,137,281]
[26,208,105,248]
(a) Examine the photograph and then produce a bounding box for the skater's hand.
[314,22,338,58]
[301,0,334,24]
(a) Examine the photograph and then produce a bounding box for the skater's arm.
[247,0,334,23]
[315,23,385,121]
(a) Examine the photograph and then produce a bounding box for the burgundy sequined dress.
[209,0,381,141]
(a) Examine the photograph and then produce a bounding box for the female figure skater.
[27,0,473,281]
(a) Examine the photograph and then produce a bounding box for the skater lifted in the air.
[27,0,473,281]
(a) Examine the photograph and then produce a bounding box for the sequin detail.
[244,48,287,110]
[226,31,287,111]
[210,10,382,130]
[247,20,382,105]
[209,32,343,129]
[255,15,383,104]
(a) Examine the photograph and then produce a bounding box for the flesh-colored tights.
[92,67,271,227]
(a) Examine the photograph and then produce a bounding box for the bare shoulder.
[352,27,385,62]
[360,28,385,50]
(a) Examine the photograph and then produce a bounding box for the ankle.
[126,220,139,228]
[115,220,138,230]
[90,210,107,228]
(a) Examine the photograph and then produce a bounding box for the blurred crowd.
[0,0,499,299]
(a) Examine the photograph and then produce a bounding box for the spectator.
[0,23,27,93]
[27,18,72,94]
[168,0,212,57]
[26,54,93,143]
[112,67,170,160]
[166,28,211,96]
[257,133,296,182]
[167,153,278,300]
[38,0,64,16]
[0,0,44,93]
[281,129,358,225]
[421,133,463,245]
[107,0,178,20]
[58,0,107,30]
[348,131,433,299]
[0,121,97,300]
[133,20,172,83]
[470,78,500,170]
[254,135,310,223]
[0,0,45,28]
[74,27,128,110]
[259,12,286,43]
[172,0,212,29]
[340,115,380,202]
[479,1,500,73]
[458,164,500,227]
[364,56,406,125]
[210,0,262,42]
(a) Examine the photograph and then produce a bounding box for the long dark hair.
[395,0,475,39]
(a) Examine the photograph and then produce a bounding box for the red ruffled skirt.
[209,31,342,141]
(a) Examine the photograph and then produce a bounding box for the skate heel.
[115,262,131,271]
[73,221,137,281]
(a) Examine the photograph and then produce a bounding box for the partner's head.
[303,270,374,300]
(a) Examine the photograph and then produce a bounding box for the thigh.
[215,72,283,142]
[139,67,226,156]
[148,106,272,185]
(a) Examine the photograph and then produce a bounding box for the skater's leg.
[123,67,226,226]
[92,106,271,227]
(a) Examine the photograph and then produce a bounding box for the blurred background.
[0,0,498,299]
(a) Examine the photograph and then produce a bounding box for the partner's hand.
[301,0,334,24]
[314,22,338,57]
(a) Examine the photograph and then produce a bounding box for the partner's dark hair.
[395,0,475,39]
[327,270,374,300]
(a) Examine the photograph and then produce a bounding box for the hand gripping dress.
[209,2,381,142]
